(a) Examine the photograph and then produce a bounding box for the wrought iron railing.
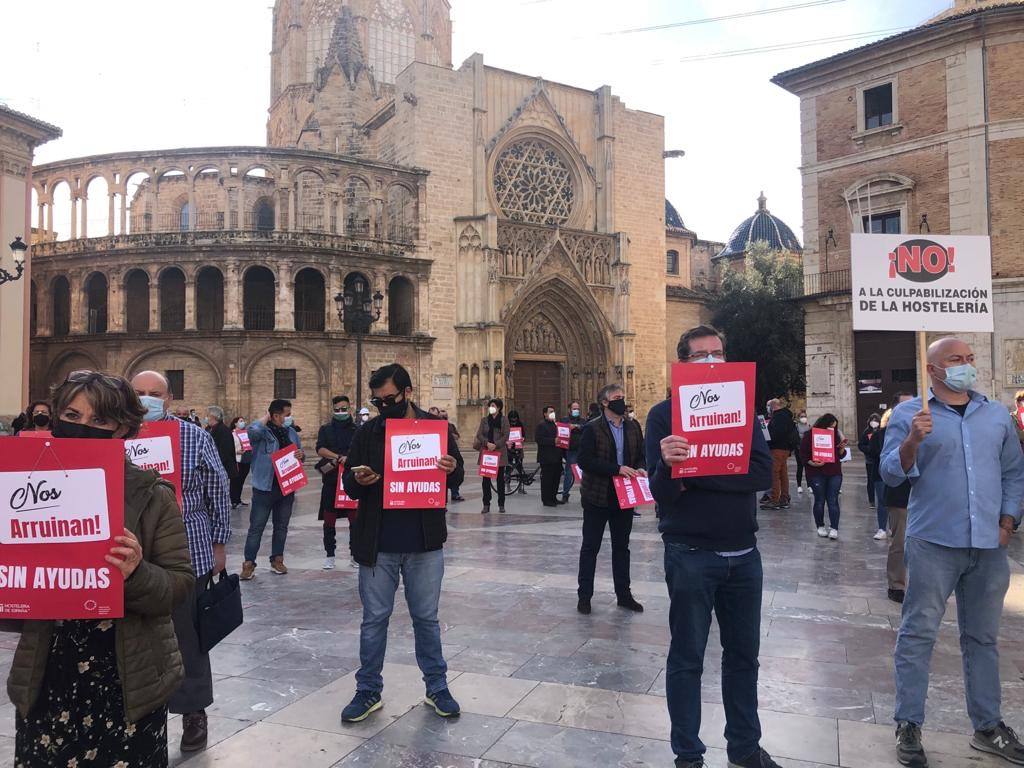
[294,309,325,332]
[243,307,275,331]
[780,269,852,299]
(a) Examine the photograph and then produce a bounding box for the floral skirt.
[15,619,168,768]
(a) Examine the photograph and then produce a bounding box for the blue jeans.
[561,450,578,497]
[356,549,449,696]
[895,537,1009,730]
[808,474,842,529]
[874,480,888,530]
[244,486,295,563]
[664,544,763,762]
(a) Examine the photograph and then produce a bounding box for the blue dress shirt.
[880,389,1024,550]
[606,416,625,466]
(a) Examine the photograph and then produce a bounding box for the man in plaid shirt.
[132,371,231,754]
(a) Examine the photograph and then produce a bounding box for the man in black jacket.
[339,364,464,724]
[646,325,778,768]
[560,399,587,503]
[535,406,563,507]
[764,398,799,510]
[206,406,239,483]
[316,395,358,570]
[576,383,646,615]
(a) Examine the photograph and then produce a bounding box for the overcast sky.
[3,0,951,244]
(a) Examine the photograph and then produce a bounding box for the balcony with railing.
[780,269,852,300]
[243,307,275,331]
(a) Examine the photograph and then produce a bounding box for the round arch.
[122,345,226,388]
[239,343,327,388]
[45,348,104,387]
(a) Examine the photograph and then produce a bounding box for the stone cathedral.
[28,0,685,438]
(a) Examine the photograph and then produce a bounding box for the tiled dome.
[715,192,802,259]
[665,199,687,231]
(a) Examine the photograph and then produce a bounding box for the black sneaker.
[888,588,906,604]
[728,747,782,768]
[341,690,382,723]
[972,722,1024,765]
[675,759,705,768]
[577,598,591,615]
[616,595,644,612]
[896,721,928,767]
[424,688,461,718]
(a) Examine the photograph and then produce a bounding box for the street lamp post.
[1,237,27,286]
[334,282,384,410]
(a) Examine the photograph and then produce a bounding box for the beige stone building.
[773,0,1024,431]
[28,0,721,437]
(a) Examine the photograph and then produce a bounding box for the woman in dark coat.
[472,398,510,513]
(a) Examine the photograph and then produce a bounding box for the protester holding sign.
[535,406,564,507]
[241,399,303,580]
[800,415,848,540]
[8,370,193,768]
[575,383,646,615]
[229,416,252,509]
[316,395,358,570]
[339,363,464,724]
[560,400,587,503]
[131,370,231,753]
[645,325,778,768]
[506,410,527,495]
[472,398,510,514]
[880,338,1024,767]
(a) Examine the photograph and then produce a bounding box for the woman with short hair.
[472,398,510,513]
[7,370,194,767]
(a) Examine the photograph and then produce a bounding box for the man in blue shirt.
[881,337,1024,767]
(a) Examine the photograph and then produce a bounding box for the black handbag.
[195,569,243,653]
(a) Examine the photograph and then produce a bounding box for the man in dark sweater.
[646,325,777,768]
[764,398,799,510]
[315,395,358,570]
[535,406,564,507]
[340,364,464,724]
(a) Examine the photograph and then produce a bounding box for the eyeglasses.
[369,394,402,410]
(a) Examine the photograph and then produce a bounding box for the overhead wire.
[664,27,910,64]
[602,0,848,36]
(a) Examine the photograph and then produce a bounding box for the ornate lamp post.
[334,282,384,409]
[2,237,27,286]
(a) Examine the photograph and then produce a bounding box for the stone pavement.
[2,464,1023,767]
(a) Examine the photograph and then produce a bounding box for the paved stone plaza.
[2,465,1022,767]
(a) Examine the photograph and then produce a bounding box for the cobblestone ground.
[2,463,1022,767]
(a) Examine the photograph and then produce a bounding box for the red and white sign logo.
[888,239,956,282]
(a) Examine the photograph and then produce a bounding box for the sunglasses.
[369,393,403,410]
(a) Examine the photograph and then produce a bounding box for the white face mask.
[799,417,808,424]
[869,421,880,429]
[488,406,498,416]
[547,412,557,421]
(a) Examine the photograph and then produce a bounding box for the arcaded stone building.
[774,0,1024,430]
[28,0,718,436]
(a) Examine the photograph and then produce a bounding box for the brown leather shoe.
[180,710,208,752]
[270,557,288,575]
[240,561,256,581]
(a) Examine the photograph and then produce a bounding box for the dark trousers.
[540,462,562,505]
[169,586,214,714]
[795,457,804,488]
[809,474,842,529]
[482,477,505,507]
[865,461,877,504]
[665,544,763,762]
[577,504,634,599]
[230,461,250,505]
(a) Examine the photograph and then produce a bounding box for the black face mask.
[377,395,408,420]
[52,419,117,440]
[607,399,627,416]
[32,413,50,428]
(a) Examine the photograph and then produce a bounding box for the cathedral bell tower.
[267,0,452,153]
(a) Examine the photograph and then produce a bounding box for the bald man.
[131,370,232,753]
[880,338,1024,767]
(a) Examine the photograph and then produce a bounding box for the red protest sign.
[571,463,583,482]
[508,427,524,448]
[18,431,52,439]
[555,423,571,449]
[272,446,308,496]
[0,437,125,620]
[670,362,756,478]
[235,429,252,452]
[334,464,358,510]
[126,421,182,507]
[479,450,501,478]
[613,475,655,509]
[383,419,448,509]
[1016,405,1024,431]
[811,428,836,463]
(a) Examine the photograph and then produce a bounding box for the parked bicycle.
[504,460,540,496]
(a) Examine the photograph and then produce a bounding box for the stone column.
[46,198,53,235]
[70,195,79,240]
[107,271,125,333]
[69,272,85,334]
[327,268,343,331]
[119,189,128,235]
[107,192,116,236]
[37,202,44,233]
[80,195,88,239]
[224,261,242,329]
[36,277,53,337]
[148,269,160,331]
[276,266,294,331]
[184,273,196,330]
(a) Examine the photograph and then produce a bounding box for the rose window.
[493,139,575,226]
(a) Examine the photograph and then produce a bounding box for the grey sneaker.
[896,722,928,767]
[972,722,1024,765]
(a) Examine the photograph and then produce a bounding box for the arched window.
[386,185,416,242]
[179,201,191,231]
[84,273,108,334]
[294,268,325,332]
[254,198,274,232]
[344,177,371,236]
[52,276,71,337]
[159,268,186,331]
[387,276,414,335]
[367,0,416,84]
[243,266,276,331]
[666,250,680,275]
[29,280,37,337]
[196,267,224,331]
[125,270,150,333]
[342,272,371,333]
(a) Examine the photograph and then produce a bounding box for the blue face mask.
[940,363,977,393]
[283,416,294,428]
[693,355,719,364]
[139,395,166,422]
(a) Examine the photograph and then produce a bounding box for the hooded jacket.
[7,462,194,723]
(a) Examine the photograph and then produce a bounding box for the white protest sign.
[390,433,442,473]
[0,469,110,544]
[851,234,993,332]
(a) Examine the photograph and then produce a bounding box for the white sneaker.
[797,487,803,494]
[349,557,359,569]
[873,529,887,540]
[816,526,829,537]
[829,528,839,540]
[322,556,335,570]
